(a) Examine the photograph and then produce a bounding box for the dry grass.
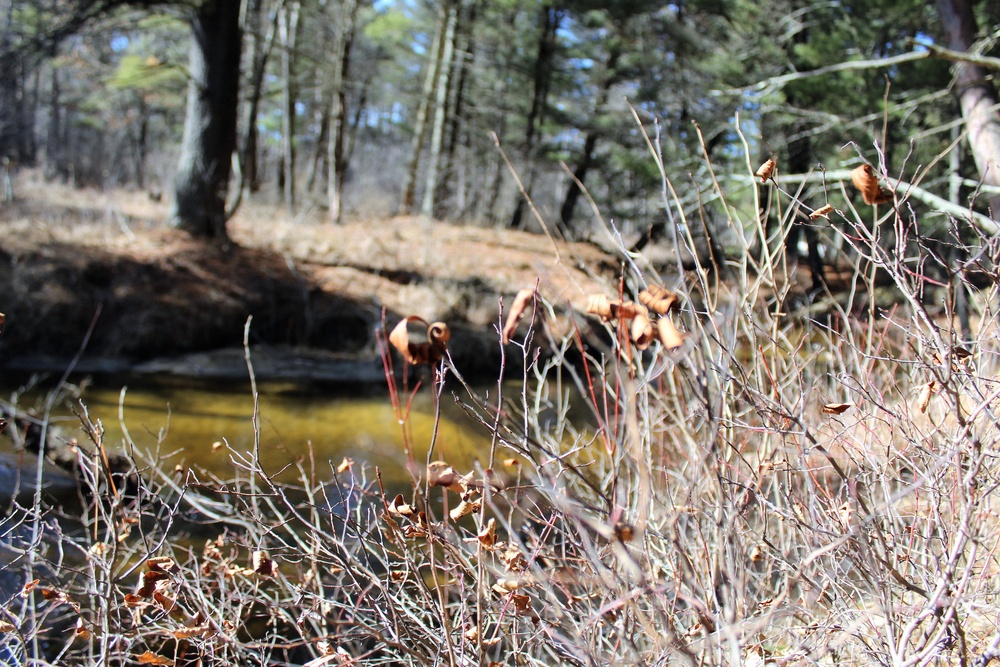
[4,136,1000,667]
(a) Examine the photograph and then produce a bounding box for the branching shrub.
[3,130,1000,667]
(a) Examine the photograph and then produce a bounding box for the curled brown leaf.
[851,164,892,205]
[252,550,278,577]
[809,204,834,220]
[427,461,473,493]
[585,295,646,322]
[657,317,686,350]
[502,288,535,345]
[631,314,655,350]
[917,380,938,414]
[450,498,481,520]
[388,493,416,517]
[822,402,852,415]
[478,518,498,547]
[756,157,776,182]
[389,316,449,365]
[638,285,678,315]
[146,557,177,573]
[136,651,174,666]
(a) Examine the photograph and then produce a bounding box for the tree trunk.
[936,0,1000,217]
[435,0,476,217]
[0,0,19,162]
[399,4,446,215]
[558,47,620,233]
[278,0,300,212]
[133,94,148,189]
[170,0,243,240]
[510,5,560,228]
[327,0,360,224]
[420,1,458,220]
[558,130,596,232]
[239,0,279,197]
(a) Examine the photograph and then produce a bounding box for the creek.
[1,373,493,494]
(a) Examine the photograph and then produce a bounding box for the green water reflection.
[8,377,491,490]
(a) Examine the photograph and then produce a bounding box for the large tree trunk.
[936,0,1000,217]
[170,0,242,239]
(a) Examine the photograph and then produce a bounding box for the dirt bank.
[0,178,617,383]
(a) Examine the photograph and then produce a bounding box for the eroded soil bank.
[0,179,617,383]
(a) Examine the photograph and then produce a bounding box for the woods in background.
[0,0,998,243]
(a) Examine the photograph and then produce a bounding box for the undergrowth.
[2,128,1000,667]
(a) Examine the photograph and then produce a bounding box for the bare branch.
[735,168,999,235]
[734,41,1000,98]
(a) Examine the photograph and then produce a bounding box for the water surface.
[3,375,492,491]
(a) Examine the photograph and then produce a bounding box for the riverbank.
[0,174,616,383]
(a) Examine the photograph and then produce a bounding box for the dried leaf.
[917,380,938,414]
[630,314,655,350]
[478,518,498,547]
[586,294,613,320]
[402,524,428,539]
[427,321,450,347]
[153,590,176,613]
[502,289,535,345]
[657,317,686,349]
[0,621,14,633]
[123,593,145,607]
[146,557,177,573]
[614,521,635,542]
[502,457,519,468]
[40,587,74,608]
[211,441,223,451]
[500,546,526,572]
[821,402,852,415]
[336,457,354,474]
[252,550,278,577]
[638,285,678,315]
[21,579,39,597]
[172,624,211,639]
[427,461,472,493]
[450,498,480,520]
[389,316,449,364]
[0,312,5,335]
[585,295,645,322]
[509,593,532,615]
[495,574,533,591]
[756,157,776,182]
[388,494,416,517]
[851,164,892,205]
[809,204,834,220]
[136,651,173,666]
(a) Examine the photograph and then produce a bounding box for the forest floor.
[0,173,618,383]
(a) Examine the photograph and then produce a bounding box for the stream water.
[2,373,493,492]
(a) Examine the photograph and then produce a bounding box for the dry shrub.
[4,138,1000,667]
